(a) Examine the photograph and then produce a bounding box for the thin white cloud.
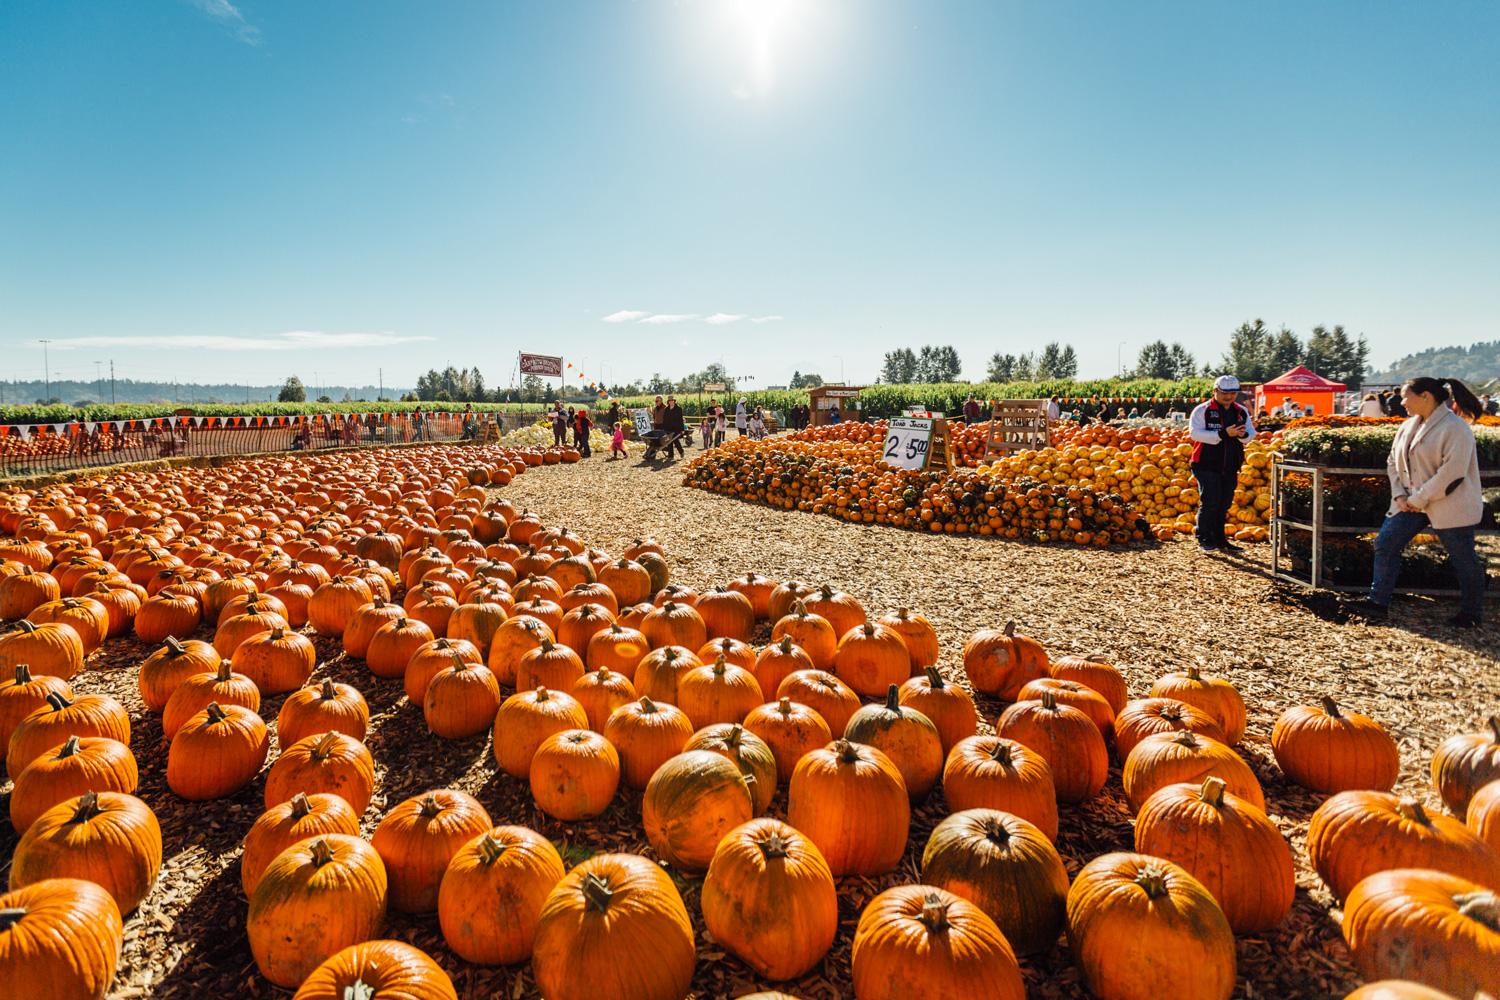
[187,0,261,45]
[37,331,434,352]
[704,313,746,325]
[750,315,784,323]
[602,310,649,323]
[638,313,700,325]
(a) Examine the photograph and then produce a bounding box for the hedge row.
[0,378,1215,424]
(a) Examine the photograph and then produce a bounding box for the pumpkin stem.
[1172,730,1201,748]
[884,684,901,712]
[535,686,551,702]
[71,791,102,822]
[924,666,944,689]
[57,734,82,758]
[1455,891,1500,930]
[45,691,72,711]
[713,655,728,677]
[17,620,37,634]
[320,678,338,700]
[1186,665,1202,681]
[987,740,1014,765]
[639,696,657,713]
[1397,798,1430,825]
[289,792,312,819]
[1487,715,1500,744]
[313,731,341,759]
[834,739,860,764]
[1040,690,1057,711]
[309,838,335,868]
[981,815,1012,846]
[919,893,951,933]
[205,702,228,723]
[0,908,26,930]
[776,636,793,653]
[791,600,808,616]
[776,696,793,716]
[12,664,32,684]
[723,724,743,749]
[759,832,791,860]
[582,873,615,912]
[1320,696,1341,718]
[1134,865,1170,898]
[417,793,445,817]
[215,660,234,682]
[1199,777,1227,806]
[478,833,507,865]
[1003,620,1016,638]
[342,978,376,1000]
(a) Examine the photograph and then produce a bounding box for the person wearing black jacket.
[572,408,593,457]
[661,396,687,458]
[1188,375,1257,552]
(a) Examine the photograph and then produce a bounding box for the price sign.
[882,417,934,470]
[631,408,653,432]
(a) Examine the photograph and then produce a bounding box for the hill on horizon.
[0,378,411,407]
[1368,340,1500,387]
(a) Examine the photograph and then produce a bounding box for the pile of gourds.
[1,444,1498,1000]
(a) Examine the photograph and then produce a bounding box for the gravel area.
[3,445,1496,1000]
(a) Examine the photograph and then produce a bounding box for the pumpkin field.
[0,440,1497,1000]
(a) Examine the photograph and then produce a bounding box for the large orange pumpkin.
[8,735,139,834]
[642,750,755,872]
[1149,665,1246,744]
[960,621,1048,699]
[787,740,909,876]
[843,684,943,802]
[996,691,1107,803]
[437,825,565,966]
[291,940,457,1000]
[743,697,832,784]
[921,808,1068,955]
[10,791,162,916]
[531,853,695,1000]
[241,792,360,897]
[263,730,376,814]
[1432,715,1500,815]
[0,877,123,1000]
[371,789,493,913]
[1135,777,1294,934]
[491,687,588,779]
[851,885,1025,1000]
[246,835,388,988]
[1341,868,1499,997]
[1066,853,1236,1000]
[277,679,369,747]
[701,818,837,981]
[529,729,620,821]
[1114,697,1226,761]
[942,735,1058,841]
[603,696,695,789]
[1307,791,1500,901]
[1272,696,1400,794]
[770,603,837,671]
[1121,730,1265,813]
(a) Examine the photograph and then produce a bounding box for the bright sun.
[728,0,803,98]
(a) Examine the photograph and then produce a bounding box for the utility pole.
[39,340,51,402]
[95,361,103,402]
[379,368,384,401]
[109,360,116,404]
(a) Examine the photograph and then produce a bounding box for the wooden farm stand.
[808,385,865,426]
[1270,456,1499,597]
[982,400,1051,460]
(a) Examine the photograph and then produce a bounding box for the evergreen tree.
[1270,328,1303,375]
[1056,345,1079,379]
[1014,352,1036,380]
[278,376,306,402]
[1219,320,1276,381]
[1133,341,1176,379]
[1036,342,1064,379]
[1167,343,1197,379]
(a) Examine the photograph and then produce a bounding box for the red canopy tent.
[1254,365,1347,417]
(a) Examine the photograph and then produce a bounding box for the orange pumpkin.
[531,853,695,1000]
[10,791,162,915]
[0,878,124,1000]
[743,697,832,784]
[371,789,492,913]
[702,817,838,981]
[1121,730,1265,813]
[770,603,837,670]
[775,669,860,735]
[677,655,764,729]
[437,825,565,966]
[263,730,376,814]
[831,622,910,699]
[291,940,457,1000]
[753,637,815,696]
[1066,853,1236,1000]
[486,615,553,688]
[632,645,702,706]
[1431,715,1500,815]
[787,740,909,876]
[602,696,694,789]
[1150,665,1246,744]
[277,679,369,746]
[166,702,269,801]
[424,659,502,739]
[642,749,755,872]
[1272,696,1400,794]
[961,621,1048,700]
[1114,697,1226,761]
[851,885,1024,1000]
[941,735,1058,841]
[876,607,939,672]
[641,601,707,651]
[921,808,1068,955]
[996,691,1107,803]
[8,735,139,834]
[1135,777,1294,934]
[584,624,649,679]
[1341,868,1500,998]
[241,792,360,896]
[491,687,588,779]
[529,729,620,821]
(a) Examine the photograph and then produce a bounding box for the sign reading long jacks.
[882,417,954,471]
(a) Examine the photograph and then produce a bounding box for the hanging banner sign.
[881,417,934,471]
[520,353,564,377]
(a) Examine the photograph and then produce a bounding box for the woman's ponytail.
[1446,378,1484,420]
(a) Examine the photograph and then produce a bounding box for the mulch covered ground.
[4,444,1497,999]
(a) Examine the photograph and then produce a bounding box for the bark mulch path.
[3,446,1496,999]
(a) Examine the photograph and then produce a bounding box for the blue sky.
[2,0,1497,391]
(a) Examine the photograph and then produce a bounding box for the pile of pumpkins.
[0,445,1497,1000]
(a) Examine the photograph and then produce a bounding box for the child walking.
[700,414,713,449]
[609,422,627,460]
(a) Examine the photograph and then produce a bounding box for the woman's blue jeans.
[1369,511,1486,617]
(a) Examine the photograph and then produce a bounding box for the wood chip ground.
[3,445,1496,999]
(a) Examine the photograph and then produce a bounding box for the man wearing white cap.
[1188,375,1256,552]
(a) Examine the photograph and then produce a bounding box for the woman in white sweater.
[1352,377,1487,628]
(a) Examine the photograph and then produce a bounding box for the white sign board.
[631,408,653,432]
[703,382,727,392]
[882,417,934,470]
